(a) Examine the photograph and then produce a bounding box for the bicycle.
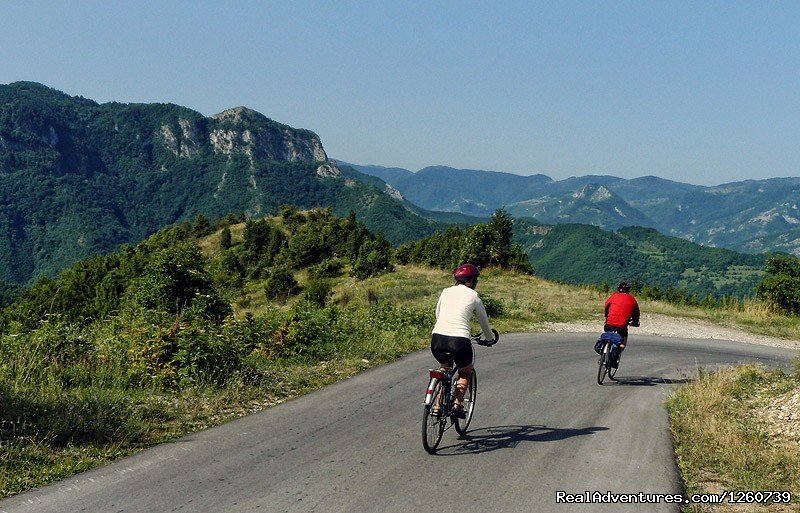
[422,330,497,454]
[595,330,623,385]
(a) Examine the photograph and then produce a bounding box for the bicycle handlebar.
[473,328,499,347]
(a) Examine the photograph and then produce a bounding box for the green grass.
[2,264,800,499]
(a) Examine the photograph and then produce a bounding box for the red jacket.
[604,292,640,328]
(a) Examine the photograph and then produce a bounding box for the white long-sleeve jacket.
[432,284,494,341]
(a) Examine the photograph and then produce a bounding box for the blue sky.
[2,1,799,185]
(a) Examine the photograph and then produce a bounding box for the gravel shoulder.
[542,312,800,351]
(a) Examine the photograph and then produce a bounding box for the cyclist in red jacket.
[604,281,640,352]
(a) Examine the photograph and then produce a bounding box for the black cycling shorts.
[430,333,473,368]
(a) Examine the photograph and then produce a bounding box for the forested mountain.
[348,163,800,256]
[513,219,766,298]
[0,82,459,285]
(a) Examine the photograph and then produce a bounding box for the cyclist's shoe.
[452,404,467,419]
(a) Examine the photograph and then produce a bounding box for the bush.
[308,258,344,279]
[304,278,334,307]
[264,268,300,301]
[352,237,393,279]
[134,242,231,321]
[479,293,505,317]
[269,301,339,360]
[219,226,232,250]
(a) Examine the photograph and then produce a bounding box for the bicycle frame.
[422,337,486,453]
[597,335,622,385]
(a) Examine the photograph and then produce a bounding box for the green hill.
[514,220,767,298]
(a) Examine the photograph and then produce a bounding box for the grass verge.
[666,364,800,512]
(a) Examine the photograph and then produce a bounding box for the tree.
[756,254,800,314]
[487,208,514,266]
[264,268,300,301]
[352,235,393,279]
[219,226,232,250]
[192,214,212,237]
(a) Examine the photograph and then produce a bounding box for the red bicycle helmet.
[454,263,480,283]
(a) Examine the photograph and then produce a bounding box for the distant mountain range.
[344,163,800,256]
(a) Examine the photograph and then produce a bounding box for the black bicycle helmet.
[617,281,631,292]
[454,263,480,283]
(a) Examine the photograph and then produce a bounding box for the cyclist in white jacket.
[430,263,495,417]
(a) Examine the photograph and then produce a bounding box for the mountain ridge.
[346,162,800,255]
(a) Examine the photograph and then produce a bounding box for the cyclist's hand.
[479,329,499,346]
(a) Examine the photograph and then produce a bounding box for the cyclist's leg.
[455,363,473,405]
[453,343,475,407]
[619,326,629,351]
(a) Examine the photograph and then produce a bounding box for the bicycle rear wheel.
[597,343,609,385]
[422,379,446,453]
[454,369,476,435]
[609,351,619,380]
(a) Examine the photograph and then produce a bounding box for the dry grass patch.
[666,365,800,512]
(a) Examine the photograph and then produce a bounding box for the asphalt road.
[1,333,796,513]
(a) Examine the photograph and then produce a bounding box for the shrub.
[479,293,505,317]
[134,242,231,321]
[756,255,800,314]
[308,258,343,279]
[352,237,393,279]
[304,278,334,307]
[219,226,232,250]
[269,301,339,360]
[264,268,300,301]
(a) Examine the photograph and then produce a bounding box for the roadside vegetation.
[1,207,799,500]
[666,364,800,512]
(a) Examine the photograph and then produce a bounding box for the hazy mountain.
[350,164,554,216]
[351,163,800,255]
[504,183,659,230]
[336,162,413,185]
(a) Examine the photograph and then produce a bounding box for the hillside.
[513,220,767,299]
[0,82,452,285]
[349,163,800,255]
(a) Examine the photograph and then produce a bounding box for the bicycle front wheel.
[454,369,476,435]
[422,379,446,453]
[597,343,609,385]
